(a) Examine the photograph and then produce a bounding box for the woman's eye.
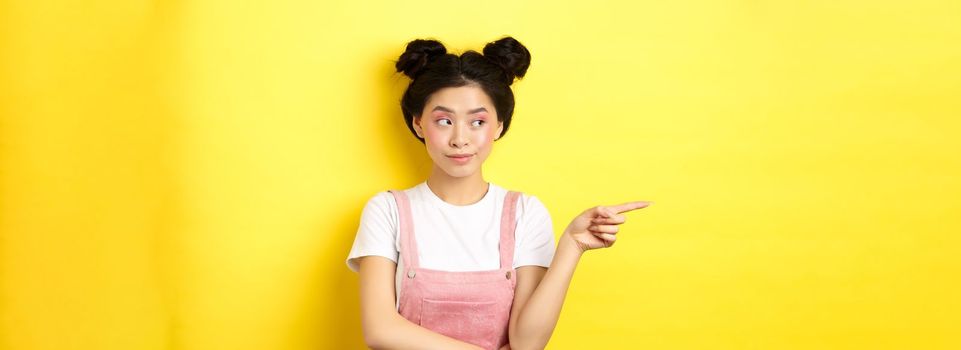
[437,119,452,126]
[471,120,485,127]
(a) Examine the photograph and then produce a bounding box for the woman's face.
[413,85,503,179]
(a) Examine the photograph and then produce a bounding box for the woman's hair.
[395,36,531,143]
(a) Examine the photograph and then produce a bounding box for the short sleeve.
[345,191,399,272]
[512,194,556,268]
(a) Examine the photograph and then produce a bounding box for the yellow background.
[2,0,959,349]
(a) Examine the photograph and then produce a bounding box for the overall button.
[505,271,511,279]
[407,270,416,279]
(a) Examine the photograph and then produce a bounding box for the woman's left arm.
[505,201,652,350]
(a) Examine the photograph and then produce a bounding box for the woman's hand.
[562,201,652,252]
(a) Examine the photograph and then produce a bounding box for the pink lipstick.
[446,154,473,164]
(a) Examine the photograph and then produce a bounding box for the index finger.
[609,201,653,214]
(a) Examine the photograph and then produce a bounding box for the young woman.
[346,36,651,350]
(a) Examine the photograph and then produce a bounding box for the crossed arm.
[357,255,486,350]
[357,201,650,350]
[357,236,581,350]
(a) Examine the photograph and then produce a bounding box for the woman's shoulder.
[363,182,422,206]
[491,184,550,217]
[360,182,432,219]
[497,186,554,246]
[359,189,401,221]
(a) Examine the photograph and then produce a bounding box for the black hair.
[395,36,531,143]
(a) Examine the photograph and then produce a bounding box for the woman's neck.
[425,167,489,206]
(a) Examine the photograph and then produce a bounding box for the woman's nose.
[449,124,469,148]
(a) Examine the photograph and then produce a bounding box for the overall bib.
[389,189,520,350]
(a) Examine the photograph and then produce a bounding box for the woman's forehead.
[424,86,494,112]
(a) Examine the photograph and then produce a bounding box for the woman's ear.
[413,116,425,139]
[494,120,504,140]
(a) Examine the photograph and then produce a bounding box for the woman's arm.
[507,202,651,350]
[505,233,581,350]
[357,256,484,350]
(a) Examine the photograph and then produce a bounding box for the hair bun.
[482,36,531,85]
[396,39,447,79]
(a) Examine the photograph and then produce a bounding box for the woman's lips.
[446,154,473,164]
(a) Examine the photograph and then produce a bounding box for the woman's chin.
[438,165,478,179]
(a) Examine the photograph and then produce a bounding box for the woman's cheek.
[479,127,496,146]
[423,127,447,149]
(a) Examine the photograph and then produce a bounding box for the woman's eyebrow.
[431,106,488,114]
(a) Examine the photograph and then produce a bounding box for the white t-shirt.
[346,182,556,307]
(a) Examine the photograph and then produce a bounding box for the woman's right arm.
[357,256,484,350]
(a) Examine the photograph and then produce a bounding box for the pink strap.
[389,190,419,269]
[390,189,522,271]
[500,191,521,269]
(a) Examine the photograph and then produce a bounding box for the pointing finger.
[610,201,653,214]
[590,205,617,218]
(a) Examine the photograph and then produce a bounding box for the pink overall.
[389,189,521,350]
